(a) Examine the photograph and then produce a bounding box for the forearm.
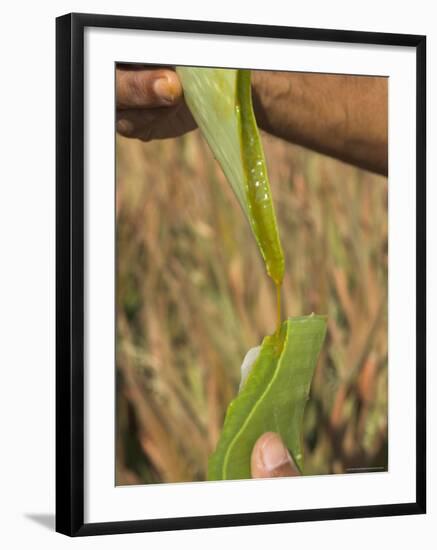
[251,71,388,176]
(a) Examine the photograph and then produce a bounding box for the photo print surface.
[115,64,388,485]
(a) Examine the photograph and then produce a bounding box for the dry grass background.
[115,114,388,484]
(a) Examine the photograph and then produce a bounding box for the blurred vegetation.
[116,108,388,484]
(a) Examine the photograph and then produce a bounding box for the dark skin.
[116,65,388,175]
[116,65,388,478]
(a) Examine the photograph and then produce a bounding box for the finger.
[116,107,163,140]
[116,103,196,141]
[251,432,299,479]
[116,67,183,109]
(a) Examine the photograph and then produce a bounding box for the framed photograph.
[56,12,426,536]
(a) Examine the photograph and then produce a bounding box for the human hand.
[116,65,197,141]
[251,432,300,478]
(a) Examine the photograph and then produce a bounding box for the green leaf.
[208,315,327,480]
[176,67,284,286]
[177,67,327,480]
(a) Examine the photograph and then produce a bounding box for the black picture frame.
[56,12,426,537]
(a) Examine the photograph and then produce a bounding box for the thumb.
[116,67,183,109]
[251,432,300,478]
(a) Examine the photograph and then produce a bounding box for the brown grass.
[115,123,388,484]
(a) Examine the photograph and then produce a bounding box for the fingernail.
[116,118,133,136]
[153,77,175,104]
[261,433,292,472]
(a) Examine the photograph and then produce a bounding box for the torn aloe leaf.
[177,67,326,480]
[176,67,284,286]
[208,315,327,481]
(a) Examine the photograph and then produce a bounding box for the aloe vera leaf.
[208,315,327,480]
[176,67,284,285]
